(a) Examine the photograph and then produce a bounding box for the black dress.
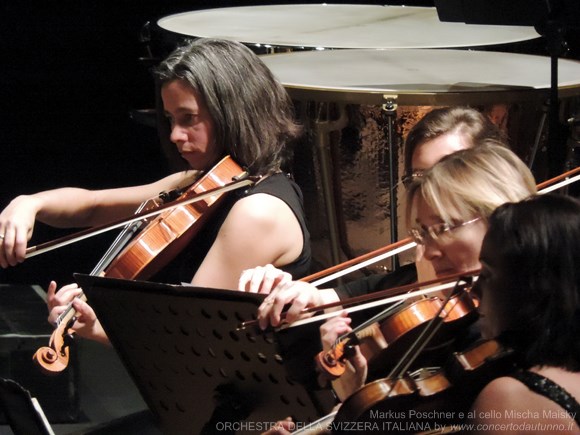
[508,370,580,428]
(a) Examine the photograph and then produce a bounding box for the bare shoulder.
[470,376,530,431]
[216,192,302,266]
[473,376,529,412]
[228,193,295,227]
[470,373,580,434]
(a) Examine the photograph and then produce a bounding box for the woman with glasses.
[403,106,507,281]
[238,109,514,329]
[266,195,580,435]
[404,141,535,279]
[257,142,537,433]
[325,142,536,399]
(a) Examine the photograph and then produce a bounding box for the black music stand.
[76,274,327,435]
[435,0,580,176]
[0,378,54,435]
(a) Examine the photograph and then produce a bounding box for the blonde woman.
[259,142,539,432]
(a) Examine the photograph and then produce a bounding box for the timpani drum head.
[261,48,580,105]
[156,5,540,50]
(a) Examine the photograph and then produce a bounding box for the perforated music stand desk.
[75,274,325,435]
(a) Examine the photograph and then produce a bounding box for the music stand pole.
[543,18,569,177]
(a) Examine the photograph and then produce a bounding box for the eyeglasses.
[402,171,424,189]
[409,217,482,245]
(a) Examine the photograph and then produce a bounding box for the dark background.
[0,0,578,288]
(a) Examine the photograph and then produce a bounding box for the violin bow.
[24,176,255,259]
[303,238,416,287]
[238,270,480,331]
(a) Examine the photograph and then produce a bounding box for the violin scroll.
[32,323,75,375]
[315,324,381,382]
[315,340,353,381]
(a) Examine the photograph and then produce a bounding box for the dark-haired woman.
[470,193,580,434]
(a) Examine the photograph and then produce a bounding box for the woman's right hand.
[238,264,293,294]
[239,264,324,329]
[0,195,41,268]
[47,281,110,345]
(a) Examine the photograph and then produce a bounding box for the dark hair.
[154,38,301,175]
[486,194,580,371]
[403,107,506,180]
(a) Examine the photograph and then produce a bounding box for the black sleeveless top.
[509,370,580,428]
[151,172,311,285]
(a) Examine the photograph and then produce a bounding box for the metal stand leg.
[310,103,348,267]
[564,100,580,196]
[382,96,399,271]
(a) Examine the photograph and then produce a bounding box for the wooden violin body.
[316,289,479,383]
[444,338,517,397]
[104,155,246,280]
[332,369,461,435]
[329,339,517,434]
[366,290,478,379]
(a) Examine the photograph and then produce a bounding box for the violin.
[315,300,406,381]
[315,323,385,381]
[329,340,517,434]
[319,286,461,434]
[315,278,478,383]
[33,155,250,374]
[332,368,458,434]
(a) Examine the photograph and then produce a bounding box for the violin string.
[395,279,470,377]
[56,200,152,327]
[90,199,151,274]
[340,299,405,342]
[333,299,406,355]
[386,277,471,385]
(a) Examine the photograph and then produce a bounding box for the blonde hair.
[406,141,537,225]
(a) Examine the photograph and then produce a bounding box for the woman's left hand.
[47,281,110,345]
